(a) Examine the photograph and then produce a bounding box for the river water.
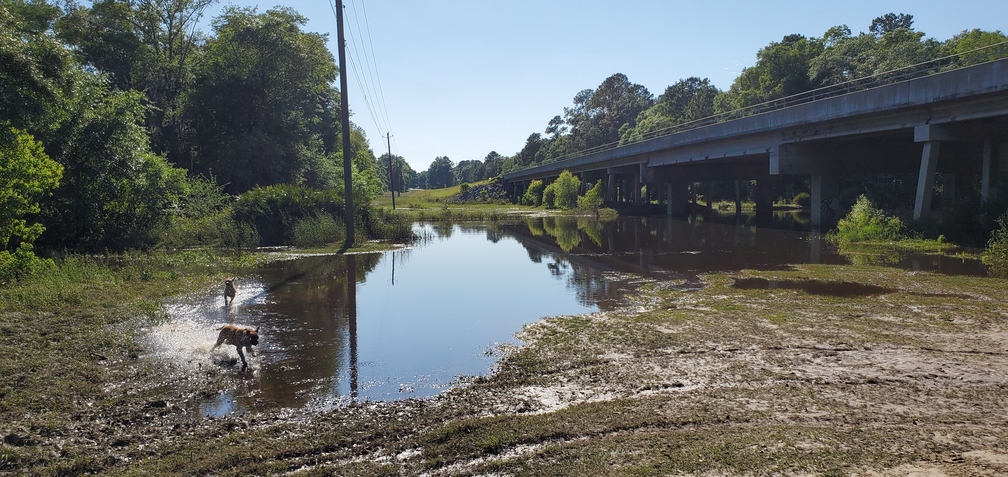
[149,213,987,416]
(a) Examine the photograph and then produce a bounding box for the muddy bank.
[4,263,1008,475]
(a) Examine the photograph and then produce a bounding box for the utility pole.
[386,132,395,209]
[336,0,354,247]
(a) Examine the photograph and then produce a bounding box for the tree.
[375,153,415,194]
[454,159,483,184]
[2,2,187,251]
[516,133,543,167]
[482,151,504,178]
[0,125,62,279]
[564,73,653,151]
[546,170,580,210]
[809,19,941,88]
[40,85,188,250]
[522,179,544,206]
[185,6,339,193]
[718,34,824,112]
[621,77,720,144]
[426,156,454,189]
[577,180,604,219]
[870,13,913,37]
[57,0,218,164]
[56,0,143,92]
[945,29,1008,66]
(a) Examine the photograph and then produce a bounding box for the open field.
[2,249,1008,475]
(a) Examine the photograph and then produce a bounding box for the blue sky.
[203,1,1008,172]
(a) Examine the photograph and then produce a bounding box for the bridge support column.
[983,139,991,202]
[705,183,713,213]
[666,179,687,215]
[632,172,641,206]
[810,174,840,228]
[914,141,941,221]
[606,172,615,204]
[734,181,742,216]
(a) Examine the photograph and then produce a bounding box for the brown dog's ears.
[255,327,259,332]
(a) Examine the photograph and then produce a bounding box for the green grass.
[374,180,496,208]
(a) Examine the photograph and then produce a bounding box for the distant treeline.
[413,13,1006,189]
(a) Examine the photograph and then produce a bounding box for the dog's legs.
[236,345,247,369]
[211,335,225,351]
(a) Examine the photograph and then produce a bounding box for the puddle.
[732,278,896,297]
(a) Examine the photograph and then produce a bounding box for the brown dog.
[224,279,237,306]
[211,324,259,369]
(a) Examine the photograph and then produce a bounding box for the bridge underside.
[504,59,1008,227]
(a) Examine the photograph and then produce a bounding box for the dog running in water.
[224,278,237,306]
[211,324,259,370]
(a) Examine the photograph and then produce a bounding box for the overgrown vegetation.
[832,195,908,244]
[982,212,1008,277]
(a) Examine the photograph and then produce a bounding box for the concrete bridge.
[503,57,1008,226]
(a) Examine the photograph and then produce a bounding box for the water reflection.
[159,214,987,417]
[502,213,987,277]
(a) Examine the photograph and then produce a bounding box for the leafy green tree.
[2,1,187,251]
[718,34,824,111]
[809,18,941,88]
[0,2,74,137]
[869,13,914,37]
[0,125,62,280]
[57,0,217,164]
[564,73,653,151]
[946,28,1008,66]
[516,133,544,168]
[41,85,188,250]
[185,6,338,193]
[522,179,544,206]
[375,153,416,194]
[551,170,580,210]
[394,157,416,193]
[578,180,604,218]
[454,160,483,184]
[56,0,143,92]
[482,151,504,178]
[542,182,556,208]
[621,77,720,144]
[426,156,454,189]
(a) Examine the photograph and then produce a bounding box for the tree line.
[1,0,410,279]
[412,13,1005,190]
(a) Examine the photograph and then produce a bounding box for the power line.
[327,0,394,143]
[348,0,392,134]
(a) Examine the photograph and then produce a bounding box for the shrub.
[982,212,1008,277]
[293,214,344,247]
[792,191,811,208]
[218,220,261,249]
[522,180,544,206]
[833,195,906,244]
[0,243,55,284]
[459,183,471,195]
[552,170,581,209]
[578,181,605,218]
[231,184,344,246]
[542,183,557,209]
